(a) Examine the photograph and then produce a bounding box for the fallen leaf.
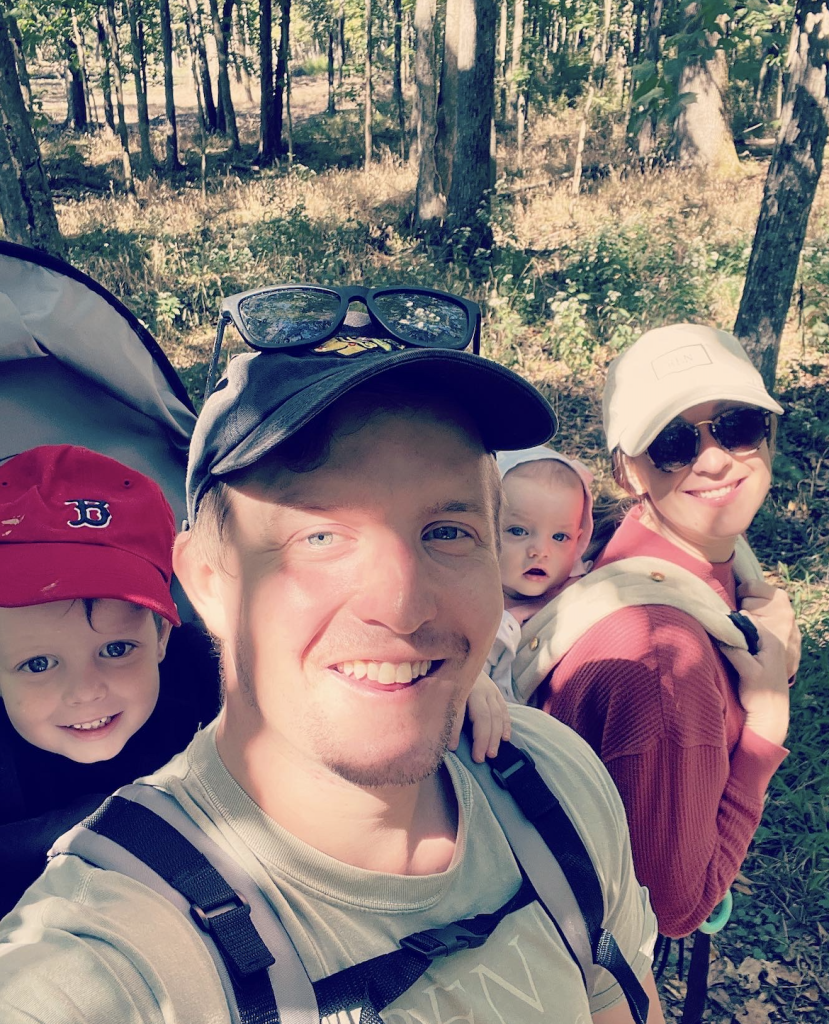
[733,996,774,1023]
[736,957,767,993]
[803,985,820,1003]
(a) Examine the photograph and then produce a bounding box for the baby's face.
[499,473,584,601]
[0,599,170,763]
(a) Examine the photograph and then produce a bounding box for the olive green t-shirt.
[0,706,656,1024]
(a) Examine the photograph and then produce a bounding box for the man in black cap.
[0,290,663,1023]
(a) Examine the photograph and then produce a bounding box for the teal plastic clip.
[698,890,733,934]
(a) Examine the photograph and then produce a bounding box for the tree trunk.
[209,0,239,147]
[186,0,218,132]
[734,0,829,391]
[509,0,525,118]
[414,0,444,226]
[327,21,336,112]
[72,14,96,125]
[124,0,154,174]
[5,11,31,111]
[184,6,209,196]
[97,18,116,130]
[64,35,87,130]
[497,0,507,119]
[235,2,254,102]
[0,112,30,242]
[104,0,135,190]
[338,0,346,85]
[436,0,496,243]
[636,0,664,157]
[258,0,277,163]
[364,0,373,168]
[0,13,66,256]
[275,0,291,155]
[160,0,182,172]
[393,0,406,156]
[673,3,741,175]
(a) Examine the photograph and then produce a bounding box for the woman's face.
[627,400,772,563]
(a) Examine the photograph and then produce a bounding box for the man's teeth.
[693,484,736,499]
[336,660,433,684]
[68,715,114,731]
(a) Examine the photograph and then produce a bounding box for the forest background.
[0,0,828,1015]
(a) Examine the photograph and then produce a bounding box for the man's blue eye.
[425,525,469,541]
[101,641,136,659]
[20,655,56,674]
[307,532,334,547]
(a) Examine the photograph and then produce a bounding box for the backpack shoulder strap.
[49,784,318,1024]
[512,555,752,703]
[456,735,649,1024]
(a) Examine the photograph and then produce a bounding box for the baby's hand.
[448,672,511,763]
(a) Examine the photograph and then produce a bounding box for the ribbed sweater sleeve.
[537,603,787,938]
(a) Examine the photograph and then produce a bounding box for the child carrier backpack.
[50,731,652,1024]
[0,240,197,601]
[512,536,763,705]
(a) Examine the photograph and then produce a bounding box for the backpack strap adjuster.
[400,922,488,959]
[190,889,250,932]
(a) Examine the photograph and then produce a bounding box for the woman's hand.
[448,672,511,762]
[738,580,802,680]
[721,582,796,748]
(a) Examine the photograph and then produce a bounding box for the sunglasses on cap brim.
[205,284,482,397]
[646,407,772,473]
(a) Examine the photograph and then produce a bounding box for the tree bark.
[124,0,154,174]
[0,13,66,256]
[673,3,741,175]
[160,0,182,172]
[209,0,239,147]
[364,0,373,168]
[186,0,218,132]
[338,0,346,85]
[393,0,406,155]
[497,0,507,119]
[635,0,663,156]
[414,0,444,226]
[0,111,30,242]
[104,0,135,190]
[436,0,496,242]
[327,21,336,112]
[509,0,525,118]
[64,35,87,130]
[258,0,277,163]
[734,0,829,390]
[5,11,31,111]
[275,0,291,155]
[97,18,116,131]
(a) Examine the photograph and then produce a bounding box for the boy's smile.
[0,599,170,763]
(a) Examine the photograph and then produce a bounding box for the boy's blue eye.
[505,526,528,537]
[20,655,57,674]
[552,532,570,543]
[100,641,137,659]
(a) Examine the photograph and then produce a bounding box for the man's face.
[198,403,503,788]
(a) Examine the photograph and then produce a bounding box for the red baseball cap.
[0,445,179,625]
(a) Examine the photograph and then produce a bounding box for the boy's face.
[0,599,170,763]
[499,470,584,601]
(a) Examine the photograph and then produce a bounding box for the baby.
[486,445,594,702]
[0,445,220,913]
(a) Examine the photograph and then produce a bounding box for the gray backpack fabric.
[512,536,764,704]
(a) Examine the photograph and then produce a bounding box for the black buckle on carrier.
[400,922,488,959]
[190,890,251,933]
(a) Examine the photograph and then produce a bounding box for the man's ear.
[173,531,232,641]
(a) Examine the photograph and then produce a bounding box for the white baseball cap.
[603,323,784,456]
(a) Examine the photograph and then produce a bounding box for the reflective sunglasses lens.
[237,289,341,347]
[373,291,470,348]
[713,408,769,452]
[648,420,699,472]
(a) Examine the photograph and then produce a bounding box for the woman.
[532,323,798,939]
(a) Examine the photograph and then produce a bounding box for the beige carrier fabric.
[512,535,764,705]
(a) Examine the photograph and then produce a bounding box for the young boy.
[0,445,221,914]
[0,445,508,913]
[486,445,594,702]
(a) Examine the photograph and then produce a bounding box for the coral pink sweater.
[534,507,788,938]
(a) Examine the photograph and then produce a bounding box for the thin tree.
[64,34,87,129]
[275,0,291,154]
[258,0,277,163]
[635,0,664,157]
[160,0,182,172]
[414,0,444,226]
[392,0,405,155]
[124,0,155,174]
[103,0,135,191]
[208,0,239,148]
[327,15,336,112]
[734,0,829,389]
[364,0,372,168]
[0,11,66,256]
[97,17,116,131]
[5,9,31,111]
[185,0,218,132]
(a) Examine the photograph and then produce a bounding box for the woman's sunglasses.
[647,407,772,473]
[205,284,481,396]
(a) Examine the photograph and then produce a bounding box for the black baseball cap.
[186,325,556,520]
